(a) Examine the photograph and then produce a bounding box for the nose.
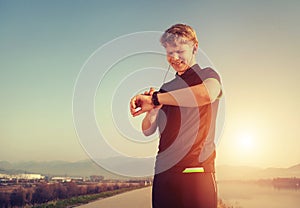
[170,53,180,60]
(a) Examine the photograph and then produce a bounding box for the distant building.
[51,176,84,182]
[51,176,72,182]
[14,174,44,180]
[0,173,45,184]
[0,173,10,179]
[0,173,44,180]
[90,175,104,182]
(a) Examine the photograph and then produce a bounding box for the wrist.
[151,91,160,106]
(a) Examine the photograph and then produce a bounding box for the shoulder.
[160,78,178,92]
[197,67,222,83]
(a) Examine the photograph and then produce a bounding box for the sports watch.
[151,91,160,106]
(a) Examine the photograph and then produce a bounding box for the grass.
[30,186,145,208]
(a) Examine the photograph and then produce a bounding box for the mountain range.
[0,159,122,179]
[216,164,300,180]
[1,159,300,181]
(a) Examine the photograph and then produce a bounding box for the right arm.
[142,108,159,136]
[130,87,161,136]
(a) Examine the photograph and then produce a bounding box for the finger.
[130,102,138,115]
[133,108,146,117]
[130,102,135,115]
[130,97,136,109]
[130,106,135,115]
[131,107,141,116]
[149,87,156,95]
[130,98,137,115]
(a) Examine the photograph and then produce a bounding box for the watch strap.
[151,91,160,106]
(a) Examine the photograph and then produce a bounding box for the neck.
[189,59,197,68]
[178,59,197,75]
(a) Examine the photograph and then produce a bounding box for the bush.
[0,192,10,208]
[3,181,146,207]
[10,187,26,207]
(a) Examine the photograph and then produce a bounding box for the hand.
[130,94,154,117]
[145,87,163,109]
[143,87,155,96]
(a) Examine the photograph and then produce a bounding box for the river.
[218,181,300,208]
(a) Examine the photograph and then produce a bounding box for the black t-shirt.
[155,64,222,174]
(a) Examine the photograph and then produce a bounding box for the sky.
[1,0,300,170]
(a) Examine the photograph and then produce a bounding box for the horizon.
[1,1,300,174]
[2,159,300,183]
[1,158,300,170]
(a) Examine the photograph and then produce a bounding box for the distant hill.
[216,164,300,180]
[0,157,156,179]
[0,159,125,179]
[0,161,12,170]
[1,159,300,180]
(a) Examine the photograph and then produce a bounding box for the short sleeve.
[201,67,221,84]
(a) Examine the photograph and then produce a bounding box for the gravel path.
[76,186,152,208]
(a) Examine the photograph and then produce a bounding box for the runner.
[130,23,222,208]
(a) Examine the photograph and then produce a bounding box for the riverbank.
[76,186,151,208]
[30,186,148,208]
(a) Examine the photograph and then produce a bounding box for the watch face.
[152,91,160,106]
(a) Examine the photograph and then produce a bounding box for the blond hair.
[160,23,198,47]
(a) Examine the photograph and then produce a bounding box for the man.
[130,24,222,208]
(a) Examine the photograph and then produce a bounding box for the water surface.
[218,181,300,208]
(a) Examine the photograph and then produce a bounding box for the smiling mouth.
[172,61,184,66]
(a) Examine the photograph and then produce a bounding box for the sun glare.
[238,133,255,152]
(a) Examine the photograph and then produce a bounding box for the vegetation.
[0,181,146,208]
[31,187,143,208]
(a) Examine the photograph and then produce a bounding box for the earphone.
[162,64,171,84]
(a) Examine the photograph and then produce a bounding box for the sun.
[238,133,255,152]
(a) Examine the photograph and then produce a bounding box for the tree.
[78,185,87,195]
[32,183,54,204]
[25,188,34,205]
[87,184,97,194]
[65,182,79,198]
[0,192,10,208]
[10,187,26,207]
[54,183,67,199]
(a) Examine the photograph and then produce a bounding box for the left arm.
[157,78,221,107]
[130,78,221,117]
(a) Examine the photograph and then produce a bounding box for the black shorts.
[152,170,217,208]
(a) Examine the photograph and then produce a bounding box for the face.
[165,41,196,75]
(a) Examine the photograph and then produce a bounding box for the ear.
[193,43,198,54]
